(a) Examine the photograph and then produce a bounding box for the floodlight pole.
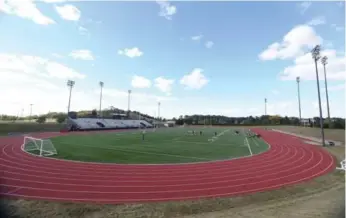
[128,90,131,113]
[311,45,325,147]
[264,98,267,116]
[321,56,331,128]
[67,80,75,114]
[296,77,302,124]
[99,81,104,118]
[29,104,33,121]
[158,102,161,120]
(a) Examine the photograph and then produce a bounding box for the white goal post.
[22,136,58,157]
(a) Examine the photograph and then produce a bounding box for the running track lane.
[0,128,336,204]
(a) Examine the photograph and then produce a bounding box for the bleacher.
[66,118,153,131]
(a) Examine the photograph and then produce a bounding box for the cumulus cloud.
[154,77,174,95]
[55,4,81,21]
[131,75,152,88]
[279,49,345,81]
[180,68,209,89]
[259,25,322,61]
[0,0,55,25]
[118,47,143,58]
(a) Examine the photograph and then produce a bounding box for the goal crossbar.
[23,136,57,157]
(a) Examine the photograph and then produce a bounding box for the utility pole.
[67,80,75,114]
[321,56,331,128]
[296,77,302,124]
[99,81,104,117]
[311,45,325,147]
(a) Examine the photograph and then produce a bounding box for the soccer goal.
[22,136,58,157]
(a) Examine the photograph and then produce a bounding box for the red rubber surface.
[0,128,336,204]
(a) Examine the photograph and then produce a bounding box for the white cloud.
[131,75,152,88]
[156,0,177,20]
[0,0,55,25]
[307,16,326,26]
[55,4,81,21]
[191,35,203,41]
[180,68,209,90]
[0,53,181,117]
[0,53,87,115]
[154,77,174,95]
[298,2,311,14]
[205,41,214,49]
[118,47,143,58]
[279,49,345,81]
[69,50,94,61]
[259,25,322,61]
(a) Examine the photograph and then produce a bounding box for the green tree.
[55,115,66,124]
[36,116,46,124]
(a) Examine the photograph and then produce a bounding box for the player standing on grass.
[142,129,146,141]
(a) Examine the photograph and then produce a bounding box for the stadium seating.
[67,118,153,131]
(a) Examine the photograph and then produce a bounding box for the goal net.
[22,136,57,157]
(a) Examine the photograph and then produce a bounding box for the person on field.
[142,130,146,141]
[200,131,203,135]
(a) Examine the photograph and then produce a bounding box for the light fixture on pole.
[321,56,331,128]
[311,45,325,147]
[264,98,267,116]
[296,77,302,124]
[99,81,104,117]
[66,80,75,114]
[128,90,131,112]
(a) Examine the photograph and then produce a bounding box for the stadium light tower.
[128,90,131,112]
[311,45,325,147]
[29,104,33,121]
[158,102,161,120]
[67,80,75,114]
[321,56,331,128]
[99,81,104,117]
[264,98,267,116]
[296,77,302,124]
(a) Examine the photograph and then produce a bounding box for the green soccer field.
[44,127,269,164]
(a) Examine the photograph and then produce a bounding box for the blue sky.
[0,1,344,118]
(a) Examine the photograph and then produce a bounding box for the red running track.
[0,128,336,204]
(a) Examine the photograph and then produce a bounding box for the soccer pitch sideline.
[27,127,269,164]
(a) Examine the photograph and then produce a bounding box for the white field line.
[243,128,253,156]
[207,129,230,143]
[252,138,260,147]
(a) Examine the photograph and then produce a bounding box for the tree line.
[1,110,344,129]
[172,115,345,129]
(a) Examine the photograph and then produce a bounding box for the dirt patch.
[2,127,345,218]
